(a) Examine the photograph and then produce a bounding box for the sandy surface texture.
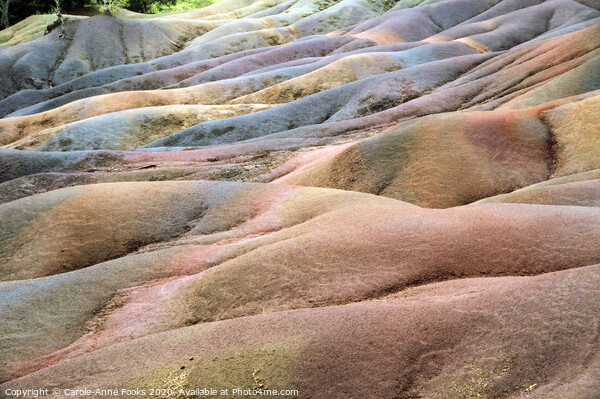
[1,0,599,397]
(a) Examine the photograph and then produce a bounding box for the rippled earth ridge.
[1,0,600,397]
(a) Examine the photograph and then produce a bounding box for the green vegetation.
[1,0,218,28]
[128,0,216,14]
[99,0,128,15]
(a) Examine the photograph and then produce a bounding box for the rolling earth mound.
[1,0,599,397]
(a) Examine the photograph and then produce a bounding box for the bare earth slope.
[0,0,599,398]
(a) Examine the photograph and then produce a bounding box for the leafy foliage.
[99,0,128,14]
[5,0,88,26]
[121,0,216,14]
[141,0,215,13]
[2,0,217,27]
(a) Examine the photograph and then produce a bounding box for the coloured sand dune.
[1,0,600,397]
